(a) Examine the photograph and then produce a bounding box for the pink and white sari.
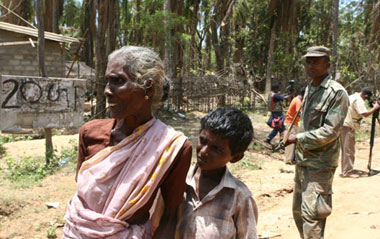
[63,118,186,239]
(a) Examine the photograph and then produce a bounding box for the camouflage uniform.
[293,75,349,239]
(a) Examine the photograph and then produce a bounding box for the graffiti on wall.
[0,75,86,129]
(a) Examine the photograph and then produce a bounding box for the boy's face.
[196,128,242,171]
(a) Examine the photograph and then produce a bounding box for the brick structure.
[0,21,79,77]
[0,22,85,131]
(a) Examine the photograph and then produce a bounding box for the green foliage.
[238,157,262,170]
[355,128,370,143]
[46,225,57,239]
[2,140,78,187]
[53,0,379,105]
[0,135,33,143]
[0,135,33,160]
[0,137,7,156]
[61,0,82,30]
[233,97,252,111]
[250,141,267,151]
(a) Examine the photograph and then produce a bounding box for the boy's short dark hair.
[200,108,253,156]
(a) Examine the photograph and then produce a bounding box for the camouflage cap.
[303,46,331,58]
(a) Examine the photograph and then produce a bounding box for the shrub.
[2,140,78,186]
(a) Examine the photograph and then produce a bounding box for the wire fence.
[168,76,266,113]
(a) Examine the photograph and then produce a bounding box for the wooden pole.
[66,29,89,78]
[37,0,53,164]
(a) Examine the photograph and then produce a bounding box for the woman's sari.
[63,118,186,239]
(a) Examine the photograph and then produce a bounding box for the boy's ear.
[230,152,244,164]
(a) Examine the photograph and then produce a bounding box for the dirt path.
[1,112,380,238]
[256,138,380,239]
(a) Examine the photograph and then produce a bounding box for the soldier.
[340,87,380,177]
[285,46,349,239]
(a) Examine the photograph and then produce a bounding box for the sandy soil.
[0,112,380,239]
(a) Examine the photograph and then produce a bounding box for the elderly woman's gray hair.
[108,46,170,108]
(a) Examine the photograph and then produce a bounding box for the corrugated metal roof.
[0,21,80,43]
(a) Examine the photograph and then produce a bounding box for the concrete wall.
[0,30,66,77]
[0,75,86,130]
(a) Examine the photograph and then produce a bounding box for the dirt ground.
[1,111,380,239]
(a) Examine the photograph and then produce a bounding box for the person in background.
[63,46,192,239]
[283,87,305,164]
[339,87,380,178]
[176,108,258,239]
[286,46,349,239]
[265,85,289,144]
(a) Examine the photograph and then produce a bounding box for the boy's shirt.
[175,166,258,239]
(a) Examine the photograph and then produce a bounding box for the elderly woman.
[63,46,192,239]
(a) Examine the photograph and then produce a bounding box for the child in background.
[176,108,258,239]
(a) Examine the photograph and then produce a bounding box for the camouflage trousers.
[292,165,336,239]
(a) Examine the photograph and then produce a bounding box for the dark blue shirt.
[273,93,285,102]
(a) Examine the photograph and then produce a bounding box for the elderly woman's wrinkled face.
[104,58,149,120]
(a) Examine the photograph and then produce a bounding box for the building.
[0,21,79,77]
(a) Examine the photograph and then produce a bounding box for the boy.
[176,108,258,239]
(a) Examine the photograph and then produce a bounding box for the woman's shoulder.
[181,139,192,151]
[79,118,115,136]
[81,118,114,130]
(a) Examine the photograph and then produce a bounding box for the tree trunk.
[189,0,200,72]
[106,0,118,56]
[164,0,177,108]
[367,2,380,89]
[95,0,109,119]
[52,0,59,33]
[37,0,53,164]
[363,0,377,43]
[136,0,142,44]
[1,0,31,26]
[210,18,224,71]
[331,0,339,78]
[172,0,184,76]
[51,0,63,34]
[210,1,227,107]
[233,24,244,64]
[205,31,211,70]
[81,0,96,68]
[265,19,277,97]
[43,0,53,32]
[121,0,129,45]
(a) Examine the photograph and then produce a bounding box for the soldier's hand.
[285,134,297,146]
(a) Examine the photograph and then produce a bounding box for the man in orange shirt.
[284,87,305,164]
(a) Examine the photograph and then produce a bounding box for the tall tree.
[94,0,109,118]
[106,0,119,56]
[331,0,339,77]
[0,0,32,26]
[367,2,380,89]
[164,0,175,97]
[52,0,64,33]
[209,0,236,106]
[81,0,96,67]
[189,0,201,72]
[136,0,142,44]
